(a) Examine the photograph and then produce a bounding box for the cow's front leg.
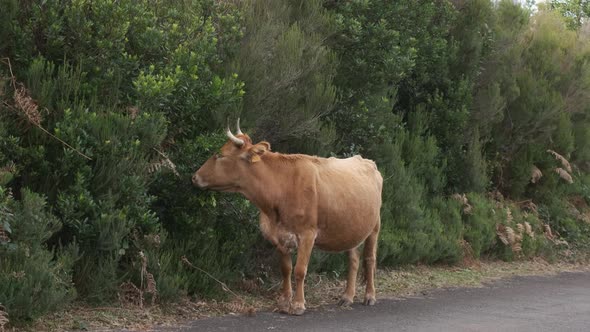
[277,248,292,313]
[291,231,315,315]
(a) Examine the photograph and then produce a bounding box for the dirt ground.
[9,257,589,332]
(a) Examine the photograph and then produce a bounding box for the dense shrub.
[374,113,463,266]
[0,0,251,314]
[0,0,589,325]
[0,187,77,323]
[461,193,499,258]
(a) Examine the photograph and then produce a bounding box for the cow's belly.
[312,165,382,252]
[313,212,379,252]
[313,188,381,252]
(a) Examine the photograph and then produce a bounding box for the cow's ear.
[246,141,270,163]
[257,141,271,151]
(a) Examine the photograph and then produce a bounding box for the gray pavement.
[155,271,590,332]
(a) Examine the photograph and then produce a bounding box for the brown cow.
[192,120,383,315]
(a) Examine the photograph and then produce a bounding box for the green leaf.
[2,221,11,234]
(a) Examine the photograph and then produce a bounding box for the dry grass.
[555,167,574,184]
[0,305,8,332]
[0,228,8,243]
[15,296,265,332]
[12,259,588,332]
[147,149,180,178]
[376,259,589,299]
[13,85,41,127]
[530,165,542,183]
[547,149,572,173]
[451,193,473,215]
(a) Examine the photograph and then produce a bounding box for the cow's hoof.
[277,296,291,314]
[290,302,306,316]
[338,296,353,307]
[277,303,290,314]
[363,296,376,306]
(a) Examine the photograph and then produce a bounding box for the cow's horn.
[236,118,243,135]
[226,120,244,146]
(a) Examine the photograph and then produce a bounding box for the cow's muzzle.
[192,173,207,188]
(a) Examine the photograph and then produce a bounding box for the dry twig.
[518,199,539,215]
[181,256,256,316]
[118,282,144,307]
[139,251,158,306]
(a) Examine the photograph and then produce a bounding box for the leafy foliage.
[0,188,77,323]
[550,0,590,29]
[232,0,337,154]
[1,0,590,325]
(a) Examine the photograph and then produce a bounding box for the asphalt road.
[157,271,590,332]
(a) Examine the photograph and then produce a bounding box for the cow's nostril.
[192,174,206,188]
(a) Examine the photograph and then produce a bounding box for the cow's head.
[192,119,270,191]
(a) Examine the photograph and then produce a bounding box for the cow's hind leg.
[338,247,359,306]
[277,249,292,313]
[291,231,315,315]
[363,227,379,306]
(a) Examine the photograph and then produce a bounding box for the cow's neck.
[238,153,294,216]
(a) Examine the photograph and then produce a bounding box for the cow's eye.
[215,153,223,159]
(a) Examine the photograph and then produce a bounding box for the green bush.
[0,0,589,325]
[374,113,463,265]
[429,197,464,264]
[0,188,77,323]
[0,0,248,308]
[462,193,499,258]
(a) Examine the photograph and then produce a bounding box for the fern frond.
[555,168,573,184]
[530,165,542,183]
[547,149,572,173]
[148,149,180,177]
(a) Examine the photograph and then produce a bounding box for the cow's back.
[314,155,383,252]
